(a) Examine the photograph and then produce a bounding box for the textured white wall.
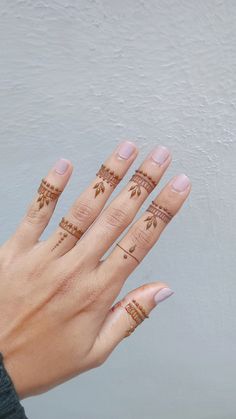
[0,1,236,418]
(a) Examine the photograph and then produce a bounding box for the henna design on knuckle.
[132,299,149,319]
[123,300,148,338]
[51,217,84,252]
[128,170,156,198]
[93,164,121,197]
[37,179,62,210]
[116,243,140,264]
[113,299,148,338]
[51,231,68,252]
[144,201,173,229]
[125,302,144,325]
[59,217,84,240]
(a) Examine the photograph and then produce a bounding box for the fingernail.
[117,141,136,160]
[151,146,170,165]
[54,158,69,175]
[171,174,190,192]
[154,288,174,305]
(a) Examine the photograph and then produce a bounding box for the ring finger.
[96,173,191,299]
[65,145,172,267]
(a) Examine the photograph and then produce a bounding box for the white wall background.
[0,1,236,418]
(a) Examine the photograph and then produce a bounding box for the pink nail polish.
[151,146,170,165]
[54,158,69,175]
[154,288,174,305]
[117,141,136,160]
[171,174,190,192]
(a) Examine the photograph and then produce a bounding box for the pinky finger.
[89,282,174,365]
[12,158,73,249]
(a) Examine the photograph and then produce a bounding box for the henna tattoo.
[116,243,140,264]
[51,231,68,252]
[132,299,149,319]
[124,325,135,338]
[59,217,84,240]
[112,299,148,338]
[37,179,62,210]
[93,164,121,197]
[111,301,122,312]
[129,170,156,198]
[144,201,173,229]
[125,301,146,325]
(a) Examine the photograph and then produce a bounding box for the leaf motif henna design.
[144,215,158,230]
[93,181,105,197]
[144,201,173,229]
[129,170,156,198]
[37,179,62,210]
[116,243,139,263]
[129,244,136,253]
[129,184,142,198]
[93,164,121,198]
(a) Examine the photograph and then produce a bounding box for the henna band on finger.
[132,299,149,319]
[116,243,140,264]
[129,170,157,198]
[144,201,173,229]
[112,299,148,338]
[59,217,84,240]
[123,300,148,337]
[93,164,121,197]
[37,179,62,210]
[51,217,84,252]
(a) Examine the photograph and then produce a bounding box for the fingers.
[12,159,73,248]
[97,173,191,289]
[67,145,172,265]
[44,141,138,256]
[89,282,174,365]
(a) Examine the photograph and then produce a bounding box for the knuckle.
[130,225,153,250]
[103,207,130,230]
[25,203,48,225]
[95,353,107,367]
[70,201,94,224]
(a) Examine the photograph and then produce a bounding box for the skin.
[0,142,191,399]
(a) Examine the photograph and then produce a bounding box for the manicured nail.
[54,158,69,175]
[154,288,174,305]
[117,141,136,160]
[151,146,170,165]
[171,174,190,192]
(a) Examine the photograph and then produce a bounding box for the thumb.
[91,282,174,364]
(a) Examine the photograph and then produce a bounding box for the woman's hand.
[0,141,191,399]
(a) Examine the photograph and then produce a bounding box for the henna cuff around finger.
[93,164,121,197]
[37,179,62,210]
[145,201,173,229]
[128,170,157,198]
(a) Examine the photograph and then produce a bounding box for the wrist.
[0,352,28,418]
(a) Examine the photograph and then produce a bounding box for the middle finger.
[66,145,171,267]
